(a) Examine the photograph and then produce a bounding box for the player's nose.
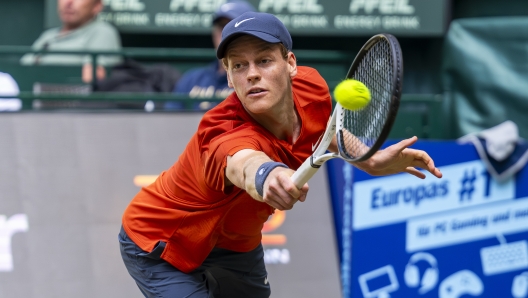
[246,63,261,82]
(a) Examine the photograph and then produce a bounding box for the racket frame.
[338,34,403,162]
[291,105,340,187]
[291,34,403,188]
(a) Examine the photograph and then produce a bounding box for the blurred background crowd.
[0,0,526,139]
[0,0,528,138]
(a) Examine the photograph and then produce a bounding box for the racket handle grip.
[291,157,320,189]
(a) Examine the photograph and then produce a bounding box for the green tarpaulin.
[443,17,528,139]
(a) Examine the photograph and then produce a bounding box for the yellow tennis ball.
[333,79,371,110]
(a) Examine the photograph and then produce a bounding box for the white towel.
[458,121,528,182]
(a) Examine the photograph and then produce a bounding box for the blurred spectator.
[167,0,255,109]
[20,0,121,82]
[0,72,22,112]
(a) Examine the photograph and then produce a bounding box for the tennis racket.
[291,33,403,188]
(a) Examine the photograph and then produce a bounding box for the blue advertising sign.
[327,141,528,298]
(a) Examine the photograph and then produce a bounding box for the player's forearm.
[226,149,273,201]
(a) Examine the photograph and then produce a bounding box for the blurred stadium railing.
[0,46,445,139]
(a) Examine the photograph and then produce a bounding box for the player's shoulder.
[200,93,267,132]
[293,66,328,91]
[198,93,243,131]
[295,66,323,79]
[197,94,266,147]
[292,66,331,105]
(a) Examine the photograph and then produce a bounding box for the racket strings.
[339,39,394,159]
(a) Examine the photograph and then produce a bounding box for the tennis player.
[119,11,442,298]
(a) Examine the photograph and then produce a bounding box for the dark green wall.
[117,0,528,95]
[1,0,527,94]
[0,0,44,46]
[452,0,528,18]
[2,0,527,47]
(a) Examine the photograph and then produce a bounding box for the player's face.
[225,36,297,115]
[58,0,102,30]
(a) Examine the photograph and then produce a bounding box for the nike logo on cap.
[235,17,255,27]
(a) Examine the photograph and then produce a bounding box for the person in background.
[0,72,22,112]
[20,0,121,83]
[166,0,255,110]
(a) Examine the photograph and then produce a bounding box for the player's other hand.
[263,167,309,210]
[353,136,442,179]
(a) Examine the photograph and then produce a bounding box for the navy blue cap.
[216,12,292,59]
[212,1,256,25]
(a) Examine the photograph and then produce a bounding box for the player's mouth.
[247,88,267,97]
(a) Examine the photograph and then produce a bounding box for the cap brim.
[216,31,282,59]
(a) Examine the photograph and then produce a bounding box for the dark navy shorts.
[119,227,271,298]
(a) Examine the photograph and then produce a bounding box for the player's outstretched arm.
[352,136,443,179]
[226,149,308,210]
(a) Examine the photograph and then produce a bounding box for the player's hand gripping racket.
[291,33,403,188]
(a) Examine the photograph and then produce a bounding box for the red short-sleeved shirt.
[122,66,332,273]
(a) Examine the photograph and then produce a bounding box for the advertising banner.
[46,0,448,36]
[328,141,528,298]
[0,113,340,298]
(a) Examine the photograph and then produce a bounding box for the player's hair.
[222,42,289,69]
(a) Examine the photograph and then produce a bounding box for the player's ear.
[287,52,297,79]
[226,69,233,88]
[222,58,234,88]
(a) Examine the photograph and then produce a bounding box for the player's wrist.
[255,162,289,197]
